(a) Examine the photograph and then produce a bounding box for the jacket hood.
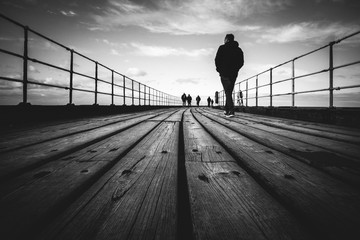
[225,41,239,48]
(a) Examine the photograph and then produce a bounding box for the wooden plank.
[0,109,167,153]
[0,119,163,239]
[197,109,360,186]
[36,121,179,240]
[212,108,360,137]
[183,109,227,162]
[183,110,312,239]
[0,111,170,180]
[192,109,360,240]
[208,109,360,145]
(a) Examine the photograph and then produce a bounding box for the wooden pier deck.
[0,107,359,240]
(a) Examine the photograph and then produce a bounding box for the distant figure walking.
[237,90,243,106]
[215,33,244,117]
[211,99,214,107]
[207,97,211,107]
[187,94,192,106]
[196,95,201,106]
[181,93,187,106]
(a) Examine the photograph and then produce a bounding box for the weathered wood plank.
[215,109,360,137]
[183,110,228,163]
[183,110,312,239]
[0,111,172,180]
[36,121,180,240]
[198,108,360,186]
[0,109,167,153]
[207,109,360,145]
[192,109,360,240]
[0,118,165,239]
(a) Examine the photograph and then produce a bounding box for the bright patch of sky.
[0,0,359,106]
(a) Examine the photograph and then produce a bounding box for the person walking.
[196,95,201,106]
[187,94,192,106]
[207,96,211,107]
[181,93,187,106]
[215,33,244,117]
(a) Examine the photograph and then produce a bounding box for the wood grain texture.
[192,108,360,240]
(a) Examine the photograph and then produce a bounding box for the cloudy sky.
[0,0,359,106]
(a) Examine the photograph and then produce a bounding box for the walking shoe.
[227,111,235,117]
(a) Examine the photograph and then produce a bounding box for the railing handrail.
[217,30,360,108]
[0,12,181,106]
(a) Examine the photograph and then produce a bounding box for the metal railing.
[217,31,360,108]
[0,13,181,106]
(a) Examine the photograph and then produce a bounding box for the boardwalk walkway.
[0,107,359,240]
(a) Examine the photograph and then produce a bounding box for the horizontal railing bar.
[0,48,23,58]
[28,27,69,51]
[27,80,67,90]
[28,57,69,73]
[333,60,360,71]
[73,71,95,80]
[0,76,23,83]
[334,84,360,91]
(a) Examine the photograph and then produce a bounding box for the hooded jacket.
[215,41,244,78]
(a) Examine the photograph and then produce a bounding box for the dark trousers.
[221,76,236,113]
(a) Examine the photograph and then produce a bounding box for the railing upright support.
[69,49,74,105]
[94,62,98,105]
[292,60,295,107]
[111,70,114,106]
[246,80,248,107]
[21,26,29,105]
[138,83,141,106]
[329,42,334,108]
[256,75,258,107]
[131,80,134,106]
[123,75,126,105]
[270,68,273,107]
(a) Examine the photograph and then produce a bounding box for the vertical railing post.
[292,59,295,107]
[138,82,141,106]
[246,80,248,107]
[111,70,114,106]
[148,87,151,106]
[94,62,98,105]
[256,75,258,107]
[131,80,134,106]
[68,49,74,105]
[143,85,145,106]
[123,75,126,106]
[21,26,29,105]
[329,42,334,108]
[270,68,273,107]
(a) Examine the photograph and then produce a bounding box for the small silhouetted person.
[211,99,214,107]
[196,95,201,106]
[215,33,244,117]
[181,93,187,106]
[207,96,211,107]
[239,90,243,106]
[187,94,192,106]
[237,90,244,106]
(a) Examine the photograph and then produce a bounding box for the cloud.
[131,43,214,57]
[175,78,201,85]
[126,67,147,77]
[90,0,289,34]
[111,49,120,55]
[257,22,359,44]
[60,10,77,17]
